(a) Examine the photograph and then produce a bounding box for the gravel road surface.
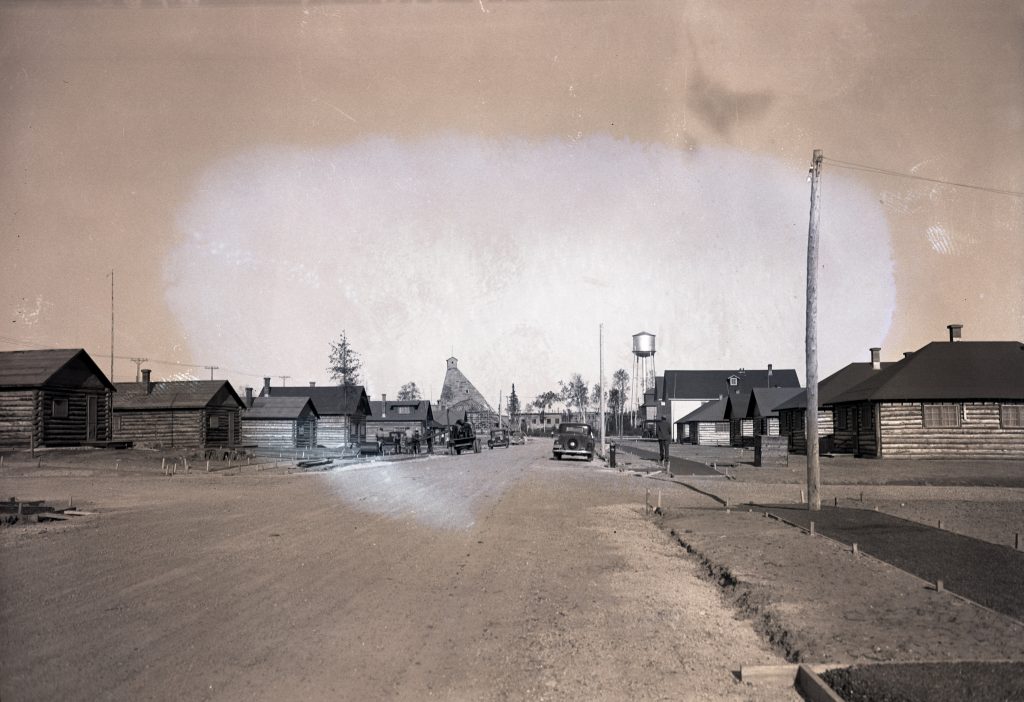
[0,442,794,701]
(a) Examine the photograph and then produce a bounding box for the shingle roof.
[830,341,1024,403]
[0,349,115,390]
[244,396,319,420]
[661,368,801,400]
[748,387,804,418]
[261,385,371,416]
[774,362,896,411]
[367,400,434,423]
[676,397,729,424]
[723,392,751,419]
[114,380,244,410]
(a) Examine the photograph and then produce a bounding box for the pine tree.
[327,330,362,386]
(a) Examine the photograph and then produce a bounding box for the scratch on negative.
[313,97,357,124]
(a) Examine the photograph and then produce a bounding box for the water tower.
[631,331,656,424]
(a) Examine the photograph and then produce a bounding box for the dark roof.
[261,385,371,416]
[114,380,244,410]
[830,341,1024,403]
[676,398,729,424]
[661,368,801,400]
[367,400,434,423]
[723,392,751,419]
[748,387,804,418]
[0,349,115,391]
[244,396,319,420]
[774,362,896,411]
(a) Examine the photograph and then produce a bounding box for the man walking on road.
[656,414,671,468]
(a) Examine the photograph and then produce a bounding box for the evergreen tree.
[327,330,362,386]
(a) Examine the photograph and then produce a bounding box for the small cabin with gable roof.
[0,348,115,449]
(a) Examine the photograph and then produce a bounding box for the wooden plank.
[796,664,845,702]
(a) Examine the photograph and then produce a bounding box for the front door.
[86,395,98,442]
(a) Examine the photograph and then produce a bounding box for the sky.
[2,0,1022,409]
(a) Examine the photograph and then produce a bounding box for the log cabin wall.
[203,407,240,447]
[831,405,859,454]
[297,416,316,449]
[38,387,112,446]
[317,416,352,447]
[878,401,1024,459]
[854,401,878,457]
[0,390,36,448]
[694,421,730,446]
[241,419,297,449]
[113,409,203,448]
[780,409,834,454]
[730,419,755,447]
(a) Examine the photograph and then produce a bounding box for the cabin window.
[209,415,220,428]
[1001,405,1024,429]
[115,416,123,431]
[922,403,960,428]
[836,408,849,431]
[715,422,729,432]
[52,398,69,418]
[729,376,738,386]
[397,406,411,415]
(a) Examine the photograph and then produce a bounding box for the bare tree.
[559,374,589,422]
[611,368,629,436]
[327,330,362,386]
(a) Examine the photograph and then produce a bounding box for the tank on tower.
[632,332,656,357]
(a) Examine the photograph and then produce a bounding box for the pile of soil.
[821,661,1024,702]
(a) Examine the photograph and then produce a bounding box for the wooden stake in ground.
[805,149,823,512]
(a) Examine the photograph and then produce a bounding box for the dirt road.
[0,443,793,701]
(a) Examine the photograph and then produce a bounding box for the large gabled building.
[827,326,1024,459]
[438,357,496,434]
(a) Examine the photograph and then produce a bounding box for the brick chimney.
[767,363,773,385]
[141,368,152,394]
[870,347,881,370]
[947,324,963,342]
[244,386,253,408]
[263,377,271,397]
[382,393,387,418]
[309,381,316,388]
[904,352,914,359]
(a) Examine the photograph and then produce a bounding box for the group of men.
[375,428,432,455]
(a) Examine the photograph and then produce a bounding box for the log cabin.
[828,326,1024,459]
[676,397,730,446]
[774,348,893,454]
[724,392,755,448]
[259,379,370,448]
[659,366,801,441]
[112,370,245,449]
[241,394,319,450]
[366,396,435,442]
[0,348,115,449]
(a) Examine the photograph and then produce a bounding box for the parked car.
[488,428,510,449]
[509,431,526,445]
[553,422,595,461]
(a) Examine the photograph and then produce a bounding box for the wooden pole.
[805,149,823,512]
[599,323,606,454]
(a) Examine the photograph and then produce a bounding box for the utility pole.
[497,389,502,428]
[130,357,149,383]
[109,270,114,381]
[204,365,219,381]
[278,375,290,386]
[599,323,606,454]
[805,149,823,511]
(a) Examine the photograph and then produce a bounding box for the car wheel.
[554,453,562,460]
[587,454,593,462]
[456,447,462,455]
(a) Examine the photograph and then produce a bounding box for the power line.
[823,157,1024,198]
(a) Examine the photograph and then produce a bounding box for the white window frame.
[1000,404,1024,429]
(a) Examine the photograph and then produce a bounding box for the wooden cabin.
[366,397,435,441]
[676,398,731,446]
[0,348,115,449]
[241,395,319,450]
[828,327,1024,459]
[259,380,370,448]
[112,370,245,449]
[775,349,891,454]
[660,366,801,441]
[724,393,755,447]
[747,387,804,438]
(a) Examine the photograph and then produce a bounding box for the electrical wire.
[823,157,1024,198]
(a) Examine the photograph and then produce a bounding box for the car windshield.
[561,425,590,434]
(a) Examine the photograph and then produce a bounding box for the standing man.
[656,414,671,468]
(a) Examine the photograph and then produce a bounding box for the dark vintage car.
[553,422,595,461]
[487,428,510,449]
[447,423,481,455]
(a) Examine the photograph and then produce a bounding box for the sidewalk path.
[613,442,720,476]
[759,504,1024,621]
